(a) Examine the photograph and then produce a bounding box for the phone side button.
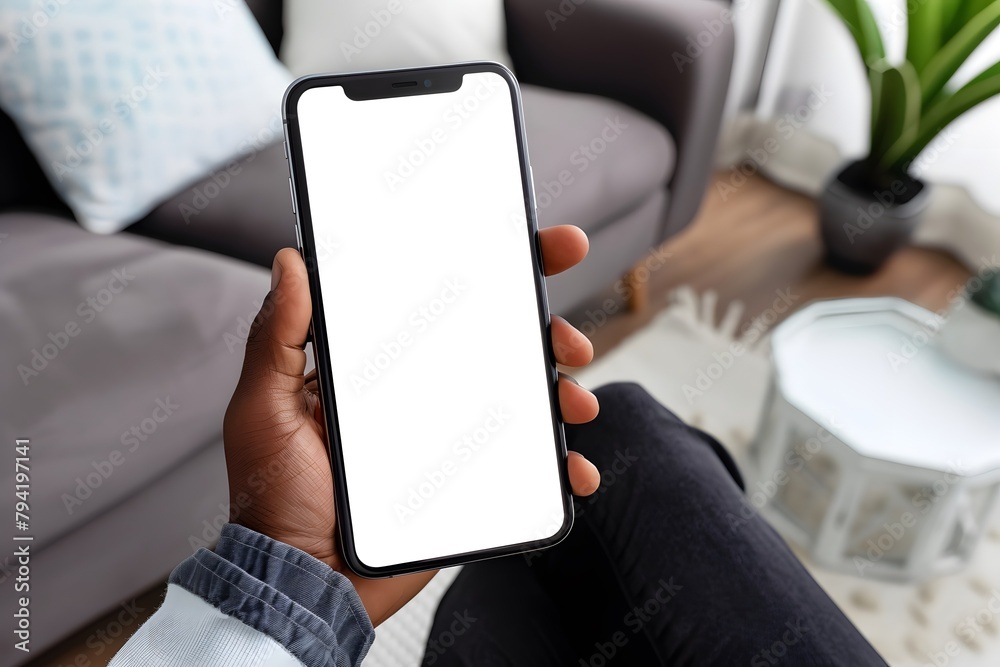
[294,223,303,251]
[528,164,538,220]
[288,178,296,215]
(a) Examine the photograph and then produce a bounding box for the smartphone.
[282,62,573,577]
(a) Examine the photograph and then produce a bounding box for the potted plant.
[940,270,1000,375]
[819,0,1000,273]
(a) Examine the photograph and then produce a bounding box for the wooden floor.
[571,171,970,358]
[28,171,971,666]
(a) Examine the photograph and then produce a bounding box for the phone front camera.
[424,79,432,88]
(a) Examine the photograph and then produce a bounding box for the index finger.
[539,225,589,277]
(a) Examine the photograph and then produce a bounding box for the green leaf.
[825,0,886,66]
[869,60,922,167]
[940,0,966,43]
[962,0,996,25]
[908,0,945,73]
[869,67,884,146]
[826,0,887,151]
[920,0,1000,105]
[884,59,1000,170]
[943,0,990,42]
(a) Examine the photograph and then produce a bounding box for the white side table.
[748,297,1000,582]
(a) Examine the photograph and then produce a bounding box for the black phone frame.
[282,62,574,578]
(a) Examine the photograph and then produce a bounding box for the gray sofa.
[0,0,732,662]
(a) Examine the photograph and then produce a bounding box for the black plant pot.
[818,160,932,274]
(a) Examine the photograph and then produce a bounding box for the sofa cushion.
[521,84,674,236]
[129,141,298,269]
[0,213,269,550]
[0,0,286,215]
[0,0,291,233]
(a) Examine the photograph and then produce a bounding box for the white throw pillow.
[281,0,511,76]
[0,1,292,233]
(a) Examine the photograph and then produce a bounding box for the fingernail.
[271,256,283,291]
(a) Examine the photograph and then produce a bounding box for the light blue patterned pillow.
[0,0,292,233]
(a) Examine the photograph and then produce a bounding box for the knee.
[592,382,684,426]
[567,382,743,490]
[589,383,689,444]
[566,382,687,464]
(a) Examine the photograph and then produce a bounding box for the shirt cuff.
[169,523,374,667]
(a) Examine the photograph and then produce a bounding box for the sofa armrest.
[504,0,734,239]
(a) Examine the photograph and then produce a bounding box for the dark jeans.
[421,383,887,666]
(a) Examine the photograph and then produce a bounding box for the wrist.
[229,518,341,571]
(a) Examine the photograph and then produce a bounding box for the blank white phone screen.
[295,72,568,569]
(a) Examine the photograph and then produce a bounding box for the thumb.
[240,248,312,391]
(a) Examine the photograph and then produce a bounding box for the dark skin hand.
[223,225,601,626]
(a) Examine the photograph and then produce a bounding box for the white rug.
[364,289,1000,667]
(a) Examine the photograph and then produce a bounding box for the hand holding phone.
[223,237,599,624]
[278,63,598,578]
